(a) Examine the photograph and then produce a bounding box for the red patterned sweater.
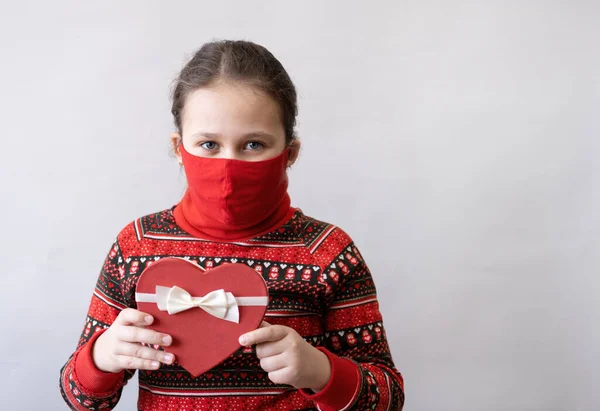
[59,208,404,410]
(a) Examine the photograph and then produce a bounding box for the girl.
[60,40,404,411]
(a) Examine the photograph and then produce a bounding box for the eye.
[200,141,218,151]
[245,141,264,151]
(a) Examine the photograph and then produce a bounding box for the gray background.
[1,1,598,410]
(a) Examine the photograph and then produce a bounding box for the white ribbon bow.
[135,286,268,324]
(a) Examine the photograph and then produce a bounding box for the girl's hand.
[92,308,176,373]
[239,321,331,391]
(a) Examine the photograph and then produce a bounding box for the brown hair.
[171,40,298,144]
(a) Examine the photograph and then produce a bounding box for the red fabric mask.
[173,145,294,241]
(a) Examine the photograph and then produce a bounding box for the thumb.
[260,320,271,328]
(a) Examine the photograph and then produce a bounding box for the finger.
[260,321,271,328]
[115,342,176,365]
[115,308,154,327]
[255,340,286,359]
[259,353,288,373]
[267,367,295,386]
[116,355,162,371]
[239,325,289,346]
[118,325,172,346]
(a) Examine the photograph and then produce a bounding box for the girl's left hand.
[239,321,331,391]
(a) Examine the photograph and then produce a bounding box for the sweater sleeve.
[301,230,405,410]
[59,236,136,410]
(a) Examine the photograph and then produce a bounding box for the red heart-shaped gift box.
[135,258,269,376]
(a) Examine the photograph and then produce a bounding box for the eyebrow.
[190,131,276,140]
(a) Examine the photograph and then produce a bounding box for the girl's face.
[172,81,300,165]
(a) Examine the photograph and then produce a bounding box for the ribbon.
[135,286,268,324]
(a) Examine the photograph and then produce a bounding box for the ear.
[286,139,301,167]
[171,132,183,165]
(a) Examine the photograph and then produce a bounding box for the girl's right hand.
[92,308,175,373]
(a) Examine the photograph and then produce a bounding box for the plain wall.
[1,1,598,410]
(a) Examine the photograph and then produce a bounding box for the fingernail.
[163,336,172,345]
[151,361,160,369]
[239,336,247,345]
[145,316,153,324]
[163,354,174,363]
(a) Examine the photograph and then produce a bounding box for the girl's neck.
[173,191,295,242]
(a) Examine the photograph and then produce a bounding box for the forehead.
[181,81,283,137]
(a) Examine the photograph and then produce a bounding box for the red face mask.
[173,144,293,241]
